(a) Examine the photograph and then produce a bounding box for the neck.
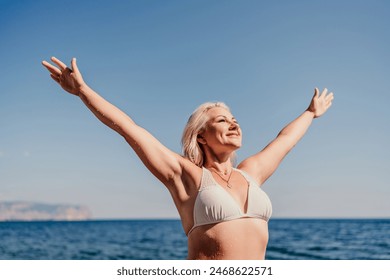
[201,144,236,173]
[204,157,233,175]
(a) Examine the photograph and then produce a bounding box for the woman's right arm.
[42,57,196,195]
[78,82,184,185]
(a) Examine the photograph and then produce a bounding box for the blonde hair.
[181,102,235,167]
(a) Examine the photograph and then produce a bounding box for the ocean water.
[0,219,389,260]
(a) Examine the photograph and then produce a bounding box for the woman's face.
[199,107,242,152]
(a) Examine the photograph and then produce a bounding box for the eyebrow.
[214,115,236,120]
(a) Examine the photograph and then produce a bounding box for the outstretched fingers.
[326,92,334,101]
[313,87,319,98]
[320,88,328,99]
[326,92,334,107]
[71,58,79,74]
[42,60,61,76]
[51,56,67,71]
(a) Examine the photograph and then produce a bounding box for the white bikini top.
[187,167,272,235]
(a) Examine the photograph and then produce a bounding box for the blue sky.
[1,0,389,219]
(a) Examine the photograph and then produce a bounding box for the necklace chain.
[210,168,233,188]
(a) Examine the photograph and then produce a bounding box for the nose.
[228,120,239,130]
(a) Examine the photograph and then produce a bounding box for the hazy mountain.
[0,201,92,221]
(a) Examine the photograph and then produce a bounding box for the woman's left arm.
[238,88,334,185]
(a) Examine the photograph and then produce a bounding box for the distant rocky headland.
[0,201,92,221]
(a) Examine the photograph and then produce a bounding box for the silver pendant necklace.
[210,168,233,188]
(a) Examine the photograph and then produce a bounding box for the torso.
[175,166,272,260]
[187,218,269,259]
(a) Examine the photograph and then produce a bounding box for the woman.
[42,57,334,260]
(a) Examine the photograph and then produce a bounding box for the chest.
[209,170,250,212]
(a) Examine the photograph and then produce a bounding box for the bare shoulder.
[237,157,262,185]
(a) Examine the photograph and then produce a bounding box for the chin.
[231,143,242,150]
[233,139,242,148]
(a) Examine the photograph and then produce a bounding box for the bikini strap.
[199,167,215,191]
[234,168,260,187]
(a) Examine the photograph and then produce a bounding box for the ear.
[197,134,207,145]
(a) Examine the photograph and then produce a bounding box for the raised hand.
[42,57,85,96]
[307,88,334,118]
